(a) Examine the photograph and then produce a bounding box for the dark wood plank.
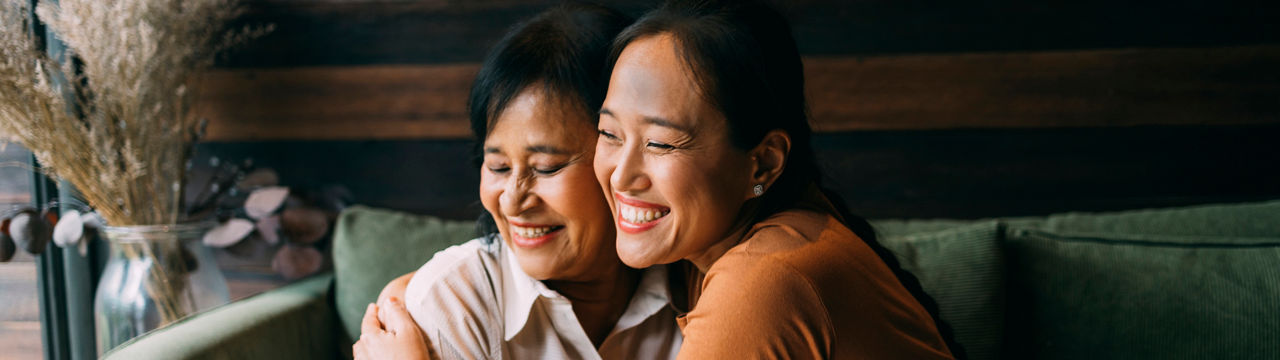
[222,0,1280,67]
[197,46,1280,141]
[817,125,1280,219]
[195,124,1280,221]
[197,64,478,140]
[806,45,1280,131]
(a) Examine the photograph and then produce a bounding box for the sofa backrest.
[1002,200,1280,360]
[331,206,476,345]
[879,199,1280,360]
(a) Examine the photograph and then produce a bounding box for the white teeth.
[620,204,669,224]
[511,225,555,238]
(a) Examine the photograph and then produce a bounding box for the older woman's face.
[481,87,617,281]
[595,34,755,269]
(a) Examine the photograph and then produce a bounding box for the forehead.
[607,34,720,130]
[486,87,594,150]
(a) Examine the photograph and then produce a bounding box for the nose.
[499,170,538,216]
[610,144,651,194]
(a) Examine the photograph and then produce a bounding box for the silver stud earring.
[753,184,764,196]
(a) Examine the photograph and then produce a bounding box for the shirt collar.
[608,264,673,335]
[497,239,675,341]
[498,239,558,341]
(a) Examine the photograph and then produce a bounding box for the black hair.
[608,0,965,357]
[466,2,633,238]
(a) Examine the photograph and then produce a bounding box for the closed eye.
[487,166,510,174]
[646,141,675,150]
[598,129,619,141]
[534,164,567,175]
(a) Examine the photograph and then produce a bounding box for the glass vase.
[94,222,230,355]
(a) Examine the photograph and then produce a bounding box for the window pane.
[0,142,41,360]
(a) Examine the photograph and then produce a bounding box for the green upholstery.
[332,206,476,345]
[101,274,336,360]
[879,220,1006,360]
[101,199,1280,360]
[1003,229,1280,359]
[1044,199,1280,239]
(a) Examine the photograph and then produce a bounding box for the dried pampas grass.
[0,0,266,227]
[1,0,267,326]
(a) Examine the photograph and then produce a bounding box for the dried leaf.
[272,244,322,280]
[10,210,51,255]
[256,215,281,245]
[281,206,329,245]
[202,218,254,248]
[244,186,289,219]
[52,210,84,248]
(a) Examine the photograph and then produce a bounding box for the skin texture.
[356,87,638,358]
[354,296,434,360]
[595,33,790,271]
[479,88,620,284]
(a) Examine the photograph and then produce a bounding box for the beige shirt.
[404,238,682,360]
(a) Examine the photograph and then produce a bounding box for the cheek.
[660,156,746,225]
[550,167,612,224]
[478,172,503,218]
[592,144,615,188]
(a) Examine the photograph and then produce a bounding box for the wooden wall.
[194,0,1280,220]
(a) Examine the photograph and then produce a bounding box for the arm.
[354,272,435,360]
[354,296,438,360]
[378,272,413,306]
[677,258,834,359]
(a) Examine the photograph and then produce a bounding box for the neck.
[687,201,761,272]
[543,261,642,348]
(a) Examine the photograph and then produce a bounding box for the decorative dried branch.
[1,0,268,326]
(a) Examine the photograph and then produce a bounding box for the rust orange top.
[674,189,954,359]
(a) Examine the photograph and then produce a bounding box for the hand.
[353,297,437,360]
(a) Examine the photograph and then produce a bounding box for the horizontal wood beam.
[192,124,1280,220]
[198,45,1280,141]
[226,0,1280,67]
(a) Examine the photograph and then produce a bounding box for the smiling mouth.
[511,224,563,239]
[614,193,670,233]
[508,222,565,248]
[620,204,670,224]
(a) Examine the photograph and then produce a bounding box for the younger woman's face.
[595,34,756,269]
[481,87,618,281]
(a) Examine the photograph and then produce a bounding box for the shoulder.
[681,252,834,358]
[403,237,505,359]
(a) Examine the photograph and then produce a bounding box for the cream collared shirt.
[404,237,682,360]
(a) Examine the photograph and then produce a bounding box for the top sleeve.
[676,254,835,360]
[403,239,505,360]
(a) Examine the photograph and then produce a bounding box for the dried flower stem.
[1,0,266,326]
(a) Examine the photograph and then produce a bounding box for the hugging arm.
[354,273,438,360]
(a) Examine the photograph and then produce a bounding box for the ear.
[747,130,791,198]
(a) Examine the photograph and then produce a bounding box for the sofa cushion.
[1045,199,1280,240]
[1003,228,1280,360]
[332,206,477,344]
[880,220,1005,360]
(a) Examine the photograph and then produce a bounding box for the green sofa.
[101,201,1280,359]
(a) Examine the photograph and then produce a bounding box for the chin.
[616,238,665,269]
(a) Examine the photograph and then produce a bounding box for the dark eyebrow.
[643,116,692,133]
[484,145,570,155]
[599,108,692,134]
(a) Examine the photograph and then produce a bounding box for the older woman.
[353,4,681,359]
[593,0,961,358]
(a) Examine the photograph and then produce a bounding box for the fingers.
[360,303,383,336]
[378,296,418,334]
[352,340,367,360]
